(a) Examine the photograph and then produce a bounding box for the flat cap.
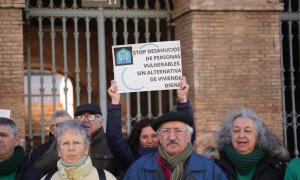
[75,103,102,116]
[151,112,193,131]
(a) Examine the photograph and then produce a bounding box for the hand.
[177,76,189,103]
[108,80,120,104]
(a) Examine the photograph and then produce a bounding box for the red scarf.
[157,154,171,180]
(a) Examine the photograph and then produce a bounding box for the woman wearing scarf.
[41,120,116,180]
[215,108,289,180]
[106,76,195,171]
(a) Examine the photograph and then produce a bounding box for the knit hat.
[151,112,193,131]
[75,103,102,116]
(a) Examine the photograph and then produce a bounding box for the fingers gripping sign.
[177,76,189,103]
[108,80,121,105]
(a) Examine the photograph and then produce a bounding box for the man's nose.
[168,131,177,140]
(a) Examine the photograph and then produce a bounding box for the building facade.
[1,0,299,157]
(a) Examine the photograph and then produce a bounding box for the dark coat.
[89,127,123,179]
[106,101,195,171]
[22,137,54,179]
[123,151,227,180]
[215,151,287,180]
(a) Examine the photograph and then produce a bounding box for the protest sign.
[0,109,11,118]
[112,41,182,93]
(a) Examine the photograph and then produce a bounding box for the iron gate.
[280,0,300,158]
[24,0,175,152]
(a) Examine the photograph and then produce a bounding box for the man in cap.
[0,117,26,180]
[74,103,122,178]
[124,111,227,180]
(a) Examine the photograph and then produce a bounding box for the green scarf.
[158,143,193,180]
[0,146,25,176]
[60,155,88,167]
[225,144,266,176]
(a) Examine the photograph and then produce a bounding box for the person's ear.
[85,146,90,155]
[58,149,61,157]
[15,133,22,147]
[187,133,192,142]
[158,133,163,143]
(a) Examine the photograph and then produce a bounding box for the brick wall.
[173,0,284,152]
[0,1,25,139]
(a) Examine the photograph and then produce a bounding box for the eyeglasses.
[159,128,187,136]
[51,123,61,127]
[76,114,101,121]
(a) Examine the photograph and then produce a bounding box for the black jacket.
[215,151,287,180]
[22,136,54,179]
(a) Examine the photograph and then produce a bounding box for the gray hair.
[57,120,90,147]
[50,110,72,125]
[187,125,193,134]
[0,117,17,135]
[216,108,289,160]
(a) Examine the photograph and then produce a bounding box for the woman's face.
[231,116,257,154]
[139,126,159,148]
[58,130,89,164]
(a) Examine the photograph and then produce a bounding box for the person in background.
[106,76,195,171]
[284,157,300,180]
[74,103,123,178]
[0,117,26,180]
[24,111,72,179]
[215,108,289,180]
[123,111,226,179]
[41,120,116,180]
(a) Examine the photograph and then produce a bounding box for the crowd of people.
[0,76,299,180]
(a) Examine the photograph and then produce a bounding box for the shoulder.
[127,152,158,170]
[287,158,300,167]
[30,141,52,160]
[186,152,227,179]
[285,158,300,180]
[40,171,59,180]
[103,169,117,180]
[188,151,216,164]
[188,152,223,169]
[265,155,288,170]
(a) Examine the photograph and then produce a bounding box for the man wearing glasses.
[124,111,227,180]
[74,103,122,179]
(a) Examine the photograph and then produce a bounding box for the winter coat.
[215,151,287,180]
[88,127,123,178]
[123,151,227,180]
[40,156,116,180]
[284,158,300,180]
[22,138,54,179]
[106,101,195,171]
[31,128,122,179]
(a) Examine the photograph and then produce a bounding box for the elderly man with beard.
[124,112,226,180]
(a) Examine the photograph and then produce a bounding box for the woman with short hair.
[41,120,116,180]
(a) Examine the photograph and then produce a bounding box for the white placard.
[0,109,11,118]
[112,41,182,93]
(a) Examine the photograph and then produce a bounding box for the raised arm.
[176,76,196,144]
[106,80,135,170]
